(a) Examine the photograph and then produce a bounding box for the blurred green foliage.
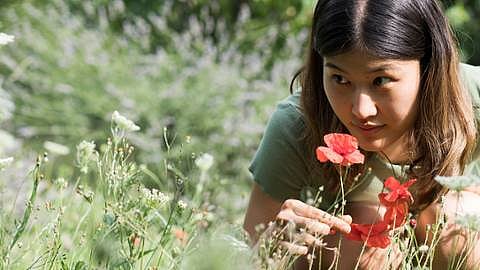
[32,0,480,64]
[442,0,480,64]
[0,0,478,217]
[0,0,306,222]
[0,0,478,267]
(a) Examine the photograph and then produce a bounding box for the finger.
[279,241,308,255]
[283,200,351,233]
[327,215,351,234]
[293,231,325,247]
[277,209,331,235]
[305,220,332,235]
[340,215,352,224]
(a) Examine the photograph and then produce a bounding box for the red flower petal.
[379,177,416,205]
[343,150,365,165]
[344,226,363,241]
[316,146,329,162]
[384,203,408,228]
[384,177,401,191]
[355,222,389,235]
[364,235,391,249]
[324,133,358,154]
[402,178,417,189]
[378,193,395,207]
[345,222,390,248]
[316,146,344,164]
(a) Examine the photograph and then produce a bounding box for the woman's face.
[323,49,421,163]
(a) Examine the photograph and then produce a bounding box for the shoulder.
[266,90,306,139]
[460,62,480,81]
[248,90,311,201]
[273,90,304,123]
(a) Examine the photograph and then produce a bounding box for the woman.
[243,0,480,269]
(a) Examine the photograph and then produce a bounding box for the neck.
[378,151,413,166]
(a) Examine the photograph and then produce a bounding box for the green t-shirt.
[249,63,480,208]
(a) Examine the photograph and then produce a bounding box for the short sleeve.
[461,63,480,162]
[248,95,311,202]
[461,63,480,116]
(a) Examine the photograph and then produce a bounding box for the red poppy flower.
[383,202,409,228]
[345,222,391,248]
[378,177,416,227]
[378,177,416,206]
[316,133,365,166]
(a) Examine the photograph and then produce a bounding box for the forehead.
[323,48,420,74]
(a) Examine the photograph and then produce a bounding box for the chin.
[357,140,385,153]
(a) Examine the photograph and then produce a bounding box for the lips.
[352,122,385,135]
[358,125,384,130]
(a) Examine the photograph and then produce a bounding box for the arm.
[243,183,353,270]
[416,190,480,269]
[243,182,283,244]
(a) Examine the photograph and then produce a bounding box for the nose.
[351,92,377,120]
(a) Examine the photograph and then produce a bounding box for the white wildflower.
[54,177,68,189]
[0,157,13,171]
[418,245,429,253]
[150,188,169,205]
[455,213,480,231]
[76,141,97,174]
[141,187,169,207]
[178,200,187,209]
[156,191,169,205]
[434,175,480,192]
[44,141,70,156]
[112,111,140,132]
[195,153,214,172]
[0,33,14,45]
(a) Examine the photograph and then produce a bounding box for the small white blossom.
[434,175,480,192]
[0,157,13,171]
[195,153,214,172]
[150,188,169,205]
[44,141,70,156]
[178,200,187,209]
[418,245,429,253]
[455,213,480,231]
[54,177,68,189]
[112,111,140,132]
[76,141,97,174]
[0,33,14,45]
[141,187,169,207]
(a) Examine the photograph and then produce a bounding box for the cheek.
[386,89,419,124]
[324,86,350,113]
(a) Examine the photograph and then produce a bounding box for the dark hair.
[292,0,477,212]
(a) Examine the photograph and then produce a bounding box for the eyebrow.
[324,62,396,74]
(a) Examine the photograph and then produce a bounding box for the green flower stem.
[8,158,41,253]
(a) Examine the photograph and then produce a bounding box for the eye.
[332,74,349,85]
[373,77,392,86]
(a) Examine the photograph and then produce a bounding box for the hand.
[272,199,352,255]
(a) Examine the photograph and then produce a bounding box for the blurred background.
[0,0,478,264]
